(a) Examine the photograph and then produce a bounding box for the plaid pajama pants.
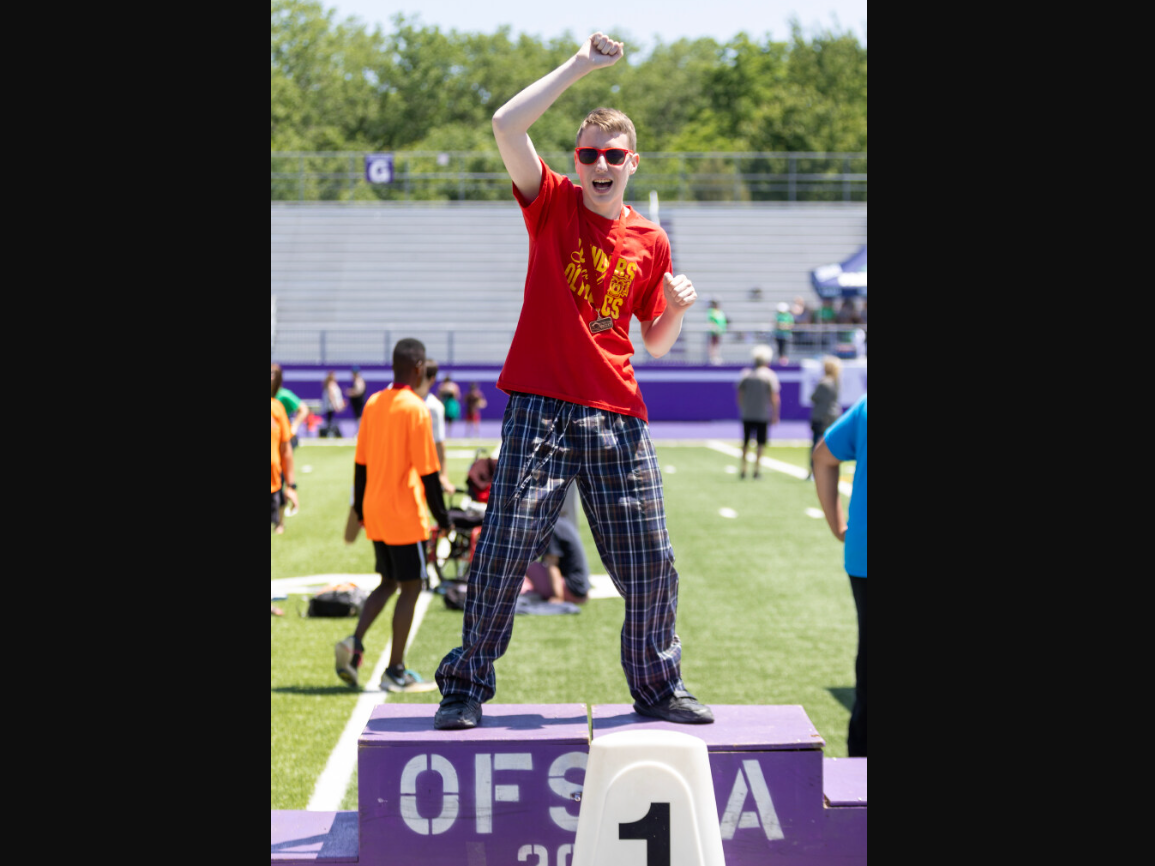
[435,392,686,706]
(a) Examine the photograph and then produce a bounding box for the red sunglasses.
[574,147,635,165]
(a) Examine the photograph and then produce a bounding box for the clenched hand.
[577,32,625,69]
[662,272,697,310]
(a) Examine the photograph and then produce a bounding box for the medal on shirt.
[589,316,613,333]
[587,213,628,336]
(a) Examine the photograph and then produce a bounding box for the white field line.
[296,570,618,809]
[586,573,620,598]
[306,589,435,812]
[271,574,378,598]
[656,439,812,448]
[704,440,853,497]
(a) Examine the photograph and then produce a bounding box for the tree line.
[272,1,867,157]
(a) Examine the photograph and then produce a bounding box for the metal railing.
[270,151,867,203]
[270,324,866,366]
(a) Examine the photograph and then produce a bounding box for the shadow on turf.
[272,685,369,696]
[827,686,855,712]
[271,812,358,857]
[364,711,587,734]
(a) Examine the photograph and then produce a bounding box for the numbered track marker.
[571,729,725,866]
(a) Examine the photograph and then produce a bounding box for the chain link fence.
[271,151,866,203]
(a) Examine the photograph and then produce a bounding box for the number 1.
[619,802,670,866]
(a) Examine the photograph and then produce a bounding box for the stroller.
[424,449,497,608]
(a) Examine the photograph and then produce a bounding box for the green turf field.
[271,440,856,810]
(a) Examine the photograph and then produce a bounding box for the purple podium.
[593,705,865,865]
[359,704,589,865]
[271,704,867,865]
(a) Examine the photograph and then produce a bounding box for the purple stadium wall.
[277,363,867,424]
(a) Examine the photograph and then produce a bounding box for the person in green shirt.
[773,302,794,362]
[707,300,727,364]
[271,364,311,449]
[815,298,837,353]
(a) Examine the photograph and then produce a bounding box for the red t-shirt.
[496,160,670,422]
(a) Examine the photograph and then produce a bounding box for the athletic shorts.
[270,489,284,524]
[372,540,426,583]
[743,420,768,446]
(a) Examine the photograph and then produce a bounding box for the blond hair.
[752,344,774,366]
[823,356,843,378]
[576,108,636,151]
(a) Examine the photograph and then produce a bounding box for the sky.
[321,0,867,54]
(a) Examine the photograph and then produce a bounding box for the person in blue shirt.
[813,394,867,757]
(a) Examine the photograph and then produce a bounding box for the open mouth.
[592,179,613,193]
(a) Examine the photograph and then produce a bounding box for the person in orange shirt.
[334,338,452,692]
[271,386,298,535]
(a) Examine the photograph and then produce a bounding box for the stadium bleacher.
[271,202,867,365]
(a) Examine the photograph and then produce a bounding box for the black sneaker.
[434,694,483,730]
[634,689,715,724]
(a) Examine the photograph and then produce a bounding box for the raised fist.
[580,32,624,68]
[662,272,697,309]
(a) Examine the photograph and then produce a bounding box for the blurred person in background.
[521,516,590,605]
[773,301,794,363]
[272,363,310,517]
[836,298,861,326]
[816,297,837,352]
[464,382,487,438]
[346,366,367,432]
[707,299,727,364]
[320,371,345,437]
[806,356,842,480]
[791,295,811,324]
[736,344,780,479]
[812,394,867,757]
[438,374,461,437]
[271,375,298,535]
[836,299,862,349]
[419,359,455,493]
[271,363,310,449]
[791,295,813,355]
[859,299,867,357]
